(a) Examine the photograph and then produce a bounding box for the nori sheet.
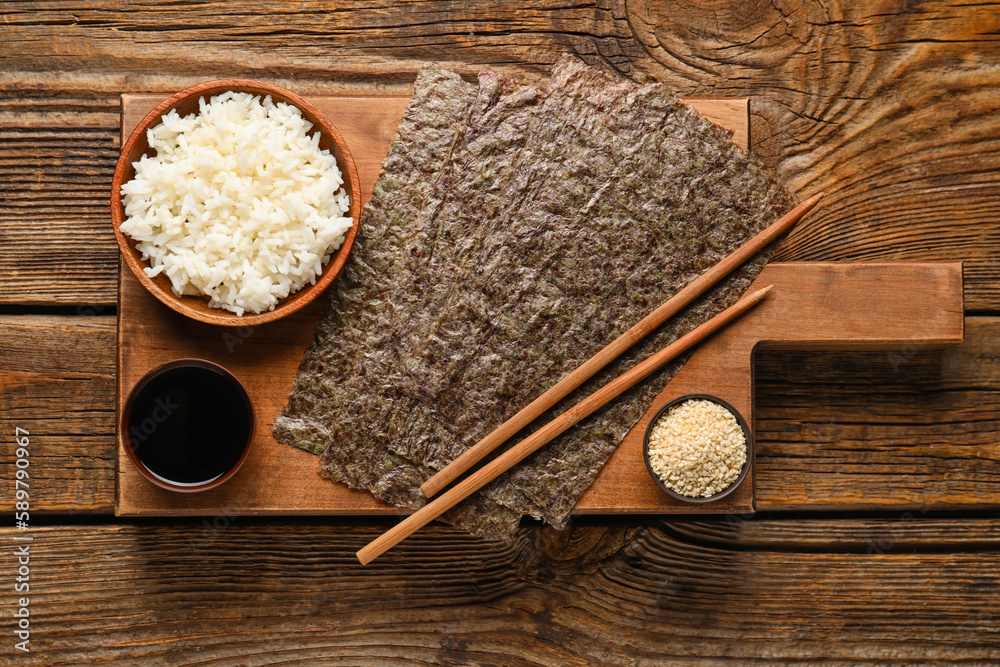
[275,56,795,538]
[273,63,523,537]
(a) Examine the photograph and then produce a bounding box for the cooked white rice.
[120,91,353,316]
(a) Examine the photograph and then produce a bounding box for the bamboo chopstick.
[419,193,822,499]
[357,285,774,564]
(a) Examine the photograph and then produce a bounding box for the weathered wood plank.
[625,0,1000,309]
[670,516,1000,550]
[4,3,999,663]
[755,316,1000,510]
[3,314,1000,516]
[584,261,963,515]
[0,315,115,513]
[0,119,120,305]
[4,519,999,664]
[2,2,1000,308]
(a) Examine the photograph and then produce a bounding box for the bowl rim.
[110,78,362,327]
[641,393,754,504]
[120,358,256,493]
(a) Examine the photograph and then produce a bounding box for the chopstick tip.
[801,192,824,210]
[750,284,775,303]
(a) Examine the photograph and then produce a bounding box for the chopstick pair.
[357,193,823,564]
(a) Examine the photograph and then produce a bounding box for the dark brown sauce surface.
[126,365,251,485]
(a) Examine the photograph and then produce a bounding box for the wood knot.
[518,523,628,578]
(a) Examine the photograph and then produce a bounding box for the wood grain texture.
[116,271,400,516]
[622,0,1000,311]
[0,119,120,304]
[7,312,999,517]
[3,3,1000,662]
[5,519,1000,664]
[581,261,963,514]
[0,315,115,513]
[755,316,1000,510]
[3,1,1000,309]
[116,93,760,518]
[118,260,963,518]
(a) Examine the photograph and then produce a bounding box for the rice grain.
[120,91,353,316]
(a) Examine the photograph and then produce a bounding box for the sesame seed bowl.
[642,393,753,504]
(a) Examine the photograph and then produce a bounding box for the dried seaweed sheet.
[273,64,523,537]
[373,56,793,526]
[276,56,794,537]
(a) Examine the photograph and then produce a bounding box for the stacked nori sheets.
[274,55,795,539]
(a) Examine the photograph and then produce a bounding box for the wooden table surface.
[3,2,1000,664]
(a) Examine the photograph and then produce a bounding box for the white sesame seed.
[646,398,747,498]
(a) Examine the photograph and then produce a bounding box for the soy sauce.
[126,363,253,485]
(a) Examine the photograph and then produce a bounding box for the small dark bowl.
[121,358,256,493]
[642,393,753,504]
[111,79,361,327]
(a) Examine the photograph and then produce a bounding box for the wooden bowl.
[110,79,361,327]
[642,393,753,504]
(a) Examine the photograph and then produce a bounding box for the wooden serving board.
[115,93,964,518]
